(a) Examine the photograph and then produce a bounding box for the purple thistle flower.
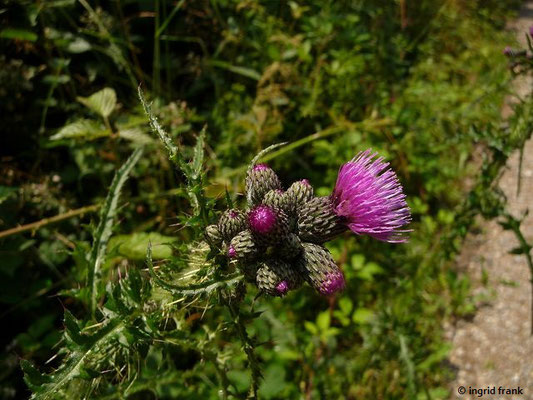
[332,149,412,243]
[248,205,278,234]
[252,163,270,171]
[318,271,345,296]
[503,46,512,56]
[276,280,289,296]
[228,245,237,258]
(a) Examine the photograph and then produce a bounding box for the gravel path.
[447,3,533,399]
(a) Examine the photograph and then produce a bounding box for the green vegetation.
[1,1,531,399]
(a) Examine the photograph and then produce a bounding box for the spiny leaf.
[21,360,52,393]
[247,142,287,174]
[225,187,234,209]
[146,243,242,297]
[64,310,87,346]
[22,318,126,400]
[190,127,206,181]
[77,87,117,118]
[138,86,180,165]
[88,148,143,318]
[125,267,142,304]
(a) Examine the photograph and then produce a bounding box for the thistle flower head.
[246,163,282,205]
[218,208,247,240]
[248,205,278,234]
[276,281,289,296]
[228,245,237,258]
[252,163,270,171]
[318,271,345,296]
[332,150,411,243]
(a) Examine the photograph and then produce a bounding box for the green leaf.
[108,232,176,261]
[66,37,91,53]
[88,148,143,317]
[64,310,87,346]
[258,364,286,399]
[356,262,384,281]
[23,317,125,400]
[118,128,155,145]
[146,244,242,297]
[138,86,180,166]
[338,297,353,315]
[350,254,366,270]
[190,128,205,181]
[417,343,451,371]
[77,87,117,118]
[21,360,51,393]
[0,28,38,42]
[303,321,318,335]
[352,308,373,324]
[50,119,109,141]
[0,185,17,205]
[207,59,261,80]
[316,311,330,332]
[42,74,70,85]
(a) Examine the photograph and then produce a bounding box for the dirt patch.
[447,2,533,399]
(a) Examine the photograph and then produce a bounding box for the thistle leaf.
[138,86,180,166]
[88,148,143,318]
[21,360,52,393]
[146,243,242,297]
[190,127,206,181]
[63,310,87,346]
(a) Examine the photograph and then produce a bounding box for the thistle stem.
[224,296,261,399]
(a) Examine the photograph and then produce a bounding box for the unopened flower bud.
[256,259,302,296]
[262,189,287,211]
[205,224,223,246]
[297,242,345,296]
[218,209,247,241]
[245,164,282,205]
[285,179,314,214]
[228,230,259,260]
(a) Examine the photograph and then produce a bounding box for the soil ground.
[447,2,533,399]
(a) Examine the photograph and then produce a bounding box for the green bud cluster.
[205,163,346,297]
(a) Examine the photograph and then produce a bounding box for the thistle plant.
[207,149,412,298]
[20,88,412,400]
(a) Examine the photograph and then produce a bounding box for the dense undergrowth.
[1,0,531,399]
